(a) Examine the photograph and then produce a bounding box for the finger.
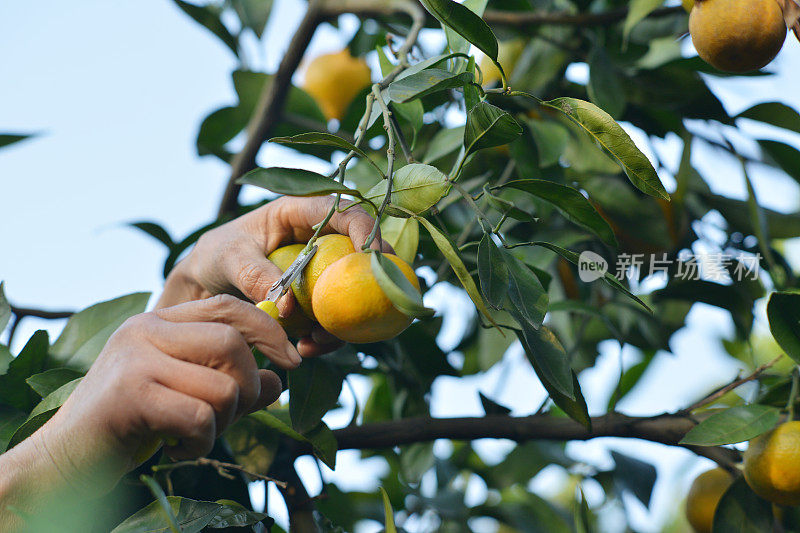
[140,384,216,460]
[225,249,298,316]
[154,295,302,368]
[250,370,283,412]
[311,325,340,346]
[297,336,344,358]
[151,354,241,428]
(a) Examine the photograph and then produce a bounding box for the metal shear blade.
[264,244,318,302]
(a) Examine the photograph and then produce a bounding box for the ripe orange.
[302,49,372,121]
[290,234,355,320]
[743,421,800,506]
[685,468,734,533]
[266,243,315,337]
[312,253,419,343]
[689,0,786,72]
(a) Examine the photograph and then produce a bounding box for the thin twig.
[151,457,287,489]
[363,84,397,250]
[683,355,784,413]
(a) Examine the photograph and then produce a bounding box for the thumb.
[225,251,297,318]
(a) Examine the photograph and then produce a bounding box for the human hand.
[1,295,296,505]
[157,196,390,357]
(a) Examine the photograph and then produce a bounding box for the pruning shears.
[256,245,318,319]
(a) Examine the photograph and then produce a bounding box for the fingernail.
[285,340,302,365]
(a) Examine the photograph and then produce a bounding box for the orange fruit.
[689,0,786,72]
[312,253,419,343]
[743,421,800,506]
[685,468,734,533]
[291,234,355,320]
[302,49,372,121]
[266,244,315,337]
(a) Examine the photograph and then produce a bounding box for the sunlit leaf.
[173,0,238,56]
[111,496,222,533]
[365,163,450,216]
[237,167,363,198]
[370,252,434,318]
[8,378,82,448]
[380,216,419,264]
[767,291,800,364]
[680,405,780,446]
[544,97,669,200]
[271,132,384,177]
[419,0,499,60]
[206,500,268,528]
[380,487,398,533]
[26,368,83,398]
[465,101,522,156]
[387,69,473,103]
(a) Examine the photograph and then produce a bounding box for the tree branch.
[290,411,741,466]
[9,306,74,320]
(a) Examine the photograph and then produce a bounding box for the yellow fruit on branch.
[683,0,695,12]
[743,421,800,506]
[685,468,734,533]
[302,49,372,121]
[312,252,419,344]
[689,0,787,72]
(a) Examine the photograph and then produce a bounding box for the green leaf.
[380,216,419,264]
[130,222,174,249]
[247,410,337,468]
[544,97,669,200]
[237,167,363,198]
[622,0,665,41]
[141,475,182,533]
[26,368,83,398]
[387,69,473,103]
[0,133,36,150]
[271,132,384,177]
[680,405,780,446]
[479,392,512,415]
[767,292,800,364]
[759,139,800,184]
[503,180,618,247]
[111,496,222,533]
[424,125,466,163]
[173,0,238,56]
[230,0,273,38]
[370,252,434,319]
[0,405,27,452]
[50,293,150,371]
[611,451,656,507]
[392,100,424,148]
[417,217,497,327]
[380,487,398,533]
[419,0,499,61]
[738,102,800,135]
[0,331,49,410]
[289,357,345,434]
[400,442,435,484]
[477,234,509,309]
[0,281,10,333]
[365,163,450,216]
[206,500,268,528]
[503,251,548,330]
[8,378,82,448]
[518,322,573,398]
[712,476,773,533]
[303,421,338,469]
[464,101,523,156]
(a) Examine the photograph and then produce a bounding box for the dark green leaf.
[712,476,773,533]
[50,293,150,371]
[370,252,434,319]
[0,133,36,150]
[417,217,497,327]
[26,368,83,398]
[622,0,665,40]
[517,322,573,399]
[479,392,512,415]
[230,0,273,38]
[111,496,222,533]
[767,292,800,364]
[303,421,338,469]
[759,139,800,183]
[400,442,435,484]
[387,69,473,103]
[464,101,522,156]
[0,281,10,332]
[738,102,800,135]
[680,405,780,446]
[477,234,509,309]
[247,410,337,468]
[8,378,82,448]
[130,222,174,249]
[544,97,669,200]
[365,164,450,216]
[0,405,27,452]
[173,0,238,56]
[503,180,618,247]
[503,251,548,330]
[419,0,499,60]
[587,47,625,118]
[611,451,656,507]
[237,167,363,198]
[289,357,345,433]
[271,132,384,176]
[0,330,49,410]
[424,126,466,164]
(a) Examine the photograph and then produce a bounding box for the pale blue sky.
[2,1,800,531]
